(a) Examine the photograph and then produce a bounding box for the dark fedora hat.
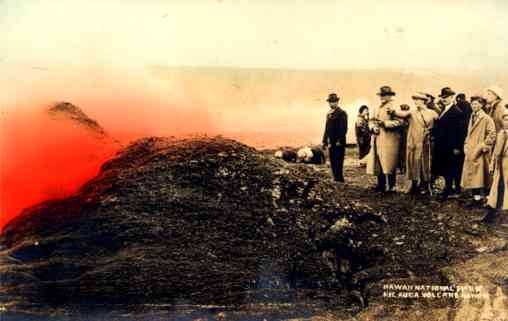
[439,87,456,98]
[326,93,339,102]
[377,86,396,96]
[470,95,487,106]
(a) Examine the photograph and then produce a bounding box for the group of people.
[322,85,507,225]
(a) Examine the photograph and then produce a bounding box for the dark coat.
[323,107,348,146]
[457,100,472,139]
[457,100,472,118]
[355,116,371,159]
[431,105,468,176]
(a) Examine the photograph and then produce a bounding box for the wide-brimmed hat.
[439,87,456,98]
[485,86,503,99]
[377,86,396,96]
[411,92,429,101]
[326,93,339,102]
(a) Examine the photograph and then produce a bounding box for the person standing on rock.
[355,105,371,166]
[484,86,505,133]
[461,96,496,207]
[431,87,468,200]
[392,93,439,195]
[367,86,404,193]
[322,93,348,182]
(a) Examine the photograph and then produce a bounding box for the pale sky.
[1,0,508,73]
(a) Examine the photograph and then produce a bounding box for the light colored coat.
[367,99,403,175]
[405,108,438,181]
[487,130,508,210]
[461,110,496,189]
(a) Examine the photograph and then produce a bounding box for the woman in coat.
[355,105,371,165]
[485,112,508,224]
[461,96,496,206]
[393,93,438,194]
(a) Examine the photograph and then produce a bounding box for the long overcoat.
[367,100,403,175]
[487,130,508,210]
[461,110,496,189]
[405,108,438,181]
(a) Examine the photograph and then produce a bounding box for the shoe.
[481,207,497,225]
[465,199,483,209]
[437,191,449,201]
[405,188,418,195]
[385,187,396,194]
[370,185,385,193]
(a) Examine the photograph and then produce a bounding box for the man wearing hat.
[392,93,439,194]
[432,87,468,199]
[322,93,348,182]
[367,86,404,192]
[461,96,496,207]
[484,86,505,132]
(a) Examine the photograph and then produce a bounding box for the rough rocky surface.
[0,137,507,320]
[0,136,385,316]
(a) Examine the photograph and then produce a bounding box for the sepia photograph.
[0,1,507,320]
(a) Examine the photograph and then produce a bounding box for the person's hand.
[482,146,489,153]
[372,127,380,135]
[335,141,342,146]
[453,149,461,155]
[322,142,328,149]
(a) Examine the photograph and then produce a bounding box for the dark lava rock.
[0,136,384,310]
[48,101,107,136]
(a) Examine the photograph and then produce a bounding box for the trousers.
[329,145,345,181]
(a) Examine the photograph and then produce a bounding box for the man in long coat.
[461,96,496,206]
[322,93,348,182]
[367,86,404,193]
[484,86,505,132]
[432,87,468,199]
[393,93,439,194]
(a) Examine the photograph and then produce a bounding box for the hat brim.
[438,93,455,98]
[377,92,396,96]
[412,96,428,101]
[326,98,339,102]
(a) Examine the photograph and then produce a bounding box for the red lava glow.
[0,106,118,229]
[0,94,217,229]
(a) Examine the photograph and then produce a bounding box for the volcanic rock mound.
[48,101,107,136]
[0,136,384,311]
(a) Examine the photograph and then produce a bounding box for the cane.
[427,134,433,197]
